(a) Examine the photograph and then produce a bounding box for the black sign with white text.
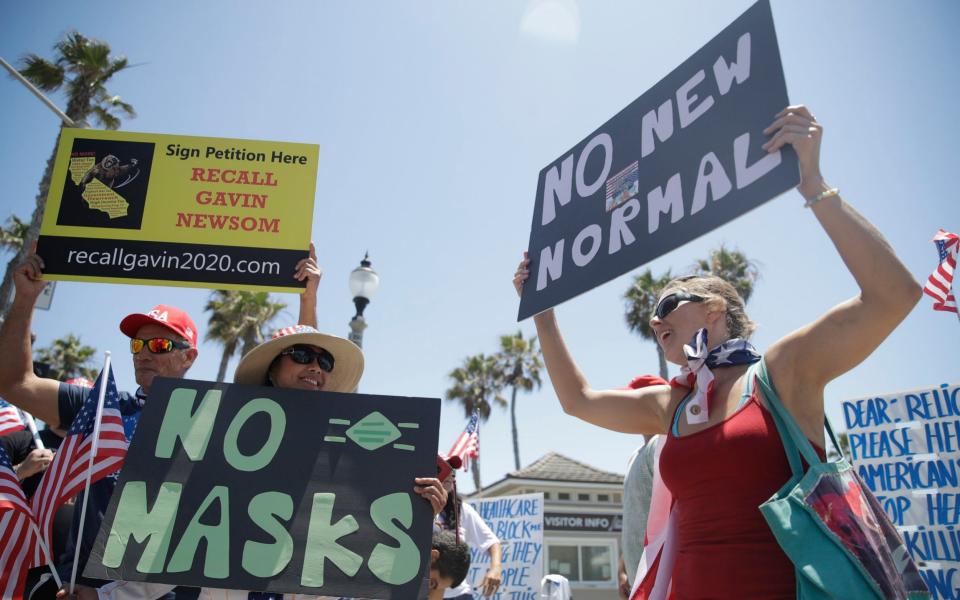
[518,0,798,320]
[84,378,440,599]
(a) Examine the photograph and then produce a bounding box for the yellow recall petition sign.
[36,128,319,292]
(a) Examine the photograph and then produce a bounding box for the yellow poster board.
[36,128,319,292]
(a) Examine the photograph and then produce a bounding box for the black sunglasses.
[654,291,705,320]
[279,345,335,373]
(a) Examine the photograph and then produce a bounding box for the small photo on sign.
[605,161,639,213]
[56,137,155,230]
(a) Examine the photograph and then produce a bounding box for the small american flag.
[29,364,128,567]
[0,444,39,600]
[923,229,959,315]
[446,410,480,472]
[0,398,25,436]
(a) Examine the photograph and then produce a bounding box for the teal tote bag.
[753,360,930,599]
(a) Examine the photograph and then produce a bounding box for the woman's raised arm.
[514,252,671,435]
[762,106,921,431]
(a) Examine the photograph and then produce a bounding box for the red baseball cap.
[119,304,198,348]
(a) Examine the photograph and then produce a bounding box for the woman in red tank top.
[512,105,920,598]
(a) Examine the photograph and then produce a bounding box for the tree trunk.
[471,457,481,492]
[216,339,237,382]
[510,384,520,470]
[0,136,61,321]
[656,344,669,381]
[241,329,259,357]
[0,82,96,323]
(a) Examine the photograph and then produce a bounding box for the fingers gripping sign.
[762,104,826,198]
[414,476,448,516]
[294,241,323,292]
[15,248,49,303]
[513,251,530,298]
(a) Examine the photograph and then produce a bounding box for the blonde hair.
[661,275,757,339]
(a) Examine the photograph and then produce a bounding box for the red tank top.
[659,383,825,599]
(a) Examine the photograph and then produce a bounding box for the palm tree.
[828,431,850,461]
[0,215,29,256]
[34,333,98,381]
[236,292,287,356]
[205,290,286,382]
[0,31,135,321]
[205,291,244,382]
[693,244,760,303]
[624,268,674,380]
[494,331,543,470]
[445,353,506,490]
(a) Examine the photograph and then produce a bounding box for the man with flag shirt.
[0,252,200,599]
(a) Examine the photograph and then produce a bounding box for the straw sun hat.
[233,325,364,392]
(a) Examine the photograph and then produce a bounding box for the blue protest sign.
[841,382,960,599]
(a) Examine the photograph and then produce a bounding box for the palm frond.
[17,54,64,91]
[91,106,121,130]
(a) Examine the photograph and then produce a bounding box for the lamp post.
[348,253,379,348]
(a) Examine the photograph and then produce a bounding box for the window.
[543,491,551,499]
[558,492,570,501]
[578,493,590,501]
[582,545,613,581]
[548,545,580,580]
[613,493,622,503]
[547,539,617,587]
[597,493,610,502]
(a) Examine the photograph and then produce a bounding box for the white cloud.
[520,0,581,44]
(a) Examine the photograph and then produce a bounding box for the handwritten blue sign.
[467,493,544,600]
[841,382,960,599]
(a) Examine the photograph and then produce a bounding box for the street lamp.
[348,253,379,348]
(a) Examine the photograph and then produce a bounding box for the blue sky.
[1,1,957,493]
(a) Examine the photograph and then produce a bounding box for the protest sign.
[84,377,440,599]
[36,129,318,292]
[841,382,960,599]
[518,0,798,320]
[467,493,544,599]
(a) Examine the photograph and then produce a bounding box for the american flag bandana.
[670,328,760,424]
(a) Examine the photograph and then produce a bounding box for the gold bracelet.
[804,187,839,208]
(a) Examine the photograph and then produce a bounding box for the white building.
[472,452,625,600]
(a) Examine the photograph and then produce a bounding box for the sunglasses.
[654,291,705,320]
[130,337,191,354]
[280,345,335,373]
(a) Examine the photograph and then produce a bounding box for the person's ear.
[430,548,439,564]
[182,347,198,369]
[705,309,723,325]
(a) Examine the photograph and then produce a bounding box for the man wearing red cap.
[0,253,200,598]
